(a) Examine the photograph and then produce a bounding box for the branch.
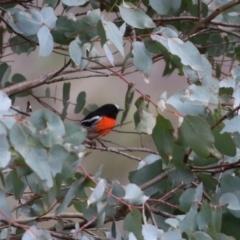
[183,0,240,41]
[140,168,174,190]
[85,145,142,161]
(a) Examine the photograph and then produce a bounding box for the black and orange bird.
[80,104,123,139]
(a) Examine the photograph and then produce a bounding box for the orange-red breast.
[80,104,123,139]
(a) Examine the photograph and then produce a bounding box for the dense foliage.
[1,0,240,239]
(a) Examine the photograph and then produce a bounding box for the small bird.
[80,104,123,139]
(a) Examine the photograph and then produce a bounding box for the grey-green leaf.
[132,42,152,82]
[0,135,11,168]
[69,38,82,66]
[61,0,89,6]
[119,2,156,29]
[37,25,54,56]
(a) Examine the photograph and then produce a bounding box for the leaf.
[97,20,107,47]
[135,102,156,135]
[161,229,183,240]
[123,183,148,205]
[69,38,82,66]
[48,145,69,176]
[61,102,69,121]
[103,43,114,66]
[152,115,174,161]
[192,232,212,240]
[213,131,236,156]
[132,42,152,82]
[221,115,240,134]
[0,63,11,86]
[196,201,222,237]
[11,169,25,199]
[179,116,215,158]
[0,135,11,168]
[61,0,89,6]
[63,82,71,103]
[0,189,12,221]
[22,226,52,240]
[121,84,135,124]
[219,193,240,211]
[149,0,182,15]
[14,9,43,36]
[45,87,51,97]
[179,188,195,212]
[168,39,202,71]
[56,178,84,214]
[0,91,11,112]
[137,154,160,170]
[30,109,65,148]
[37,25,54,56]
[40,7,57,28]
[74,91,86,114]
[119,2,156,29]
[142,224,161,240]
[88,179,106,206]
[179,203,198,235]
[123,208,143,240]
[104,20,124,56]
[64,122,87,145]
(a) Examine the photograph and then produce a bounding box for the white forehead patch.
[114,104,119,109]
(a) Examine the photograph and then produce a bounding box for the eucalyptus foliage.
[1,0,240,239]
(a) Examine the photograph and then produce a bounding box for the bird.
[80,104,123,139]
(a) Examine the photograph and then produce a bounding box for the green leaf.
[123,208,143,240]
[45,87,51,97]
[213,131,236,156]
[63,82,71,103]
[0,135,11,168]
[37,25,54,56]
[132,42,152,83]
[40,7,57,28]
[22,226,52,240]
[0,189,12,221]
[221,213,240,239]
[196,201,222,237]
[61,0,88,6]
[97,20,107,47]
[30,109,65,148]
[0,63,11,86]
[9,35,37,54]
[121,84,135,124]
[74,91,86,114]
[61,101,69,121]
[135,102,156,135]
[69,38,82,66]
[179,188,195,212]
[179,116,215,158]
[179,203,198,235]
[123,183,148,205]
[119,2,156,29]
[168,161,194,185]
[56,178,85,214]
[152,115,174,161]
[14,9,43,36]
[64,122,87,145]
[11,170,25,199]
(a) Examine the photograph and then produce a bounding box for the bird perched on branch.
[80,104,123,139]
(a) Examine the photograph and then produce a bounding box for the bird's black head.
[93,104,123,119]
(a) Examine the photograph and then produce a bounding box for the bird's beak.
[119,108,124,112]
